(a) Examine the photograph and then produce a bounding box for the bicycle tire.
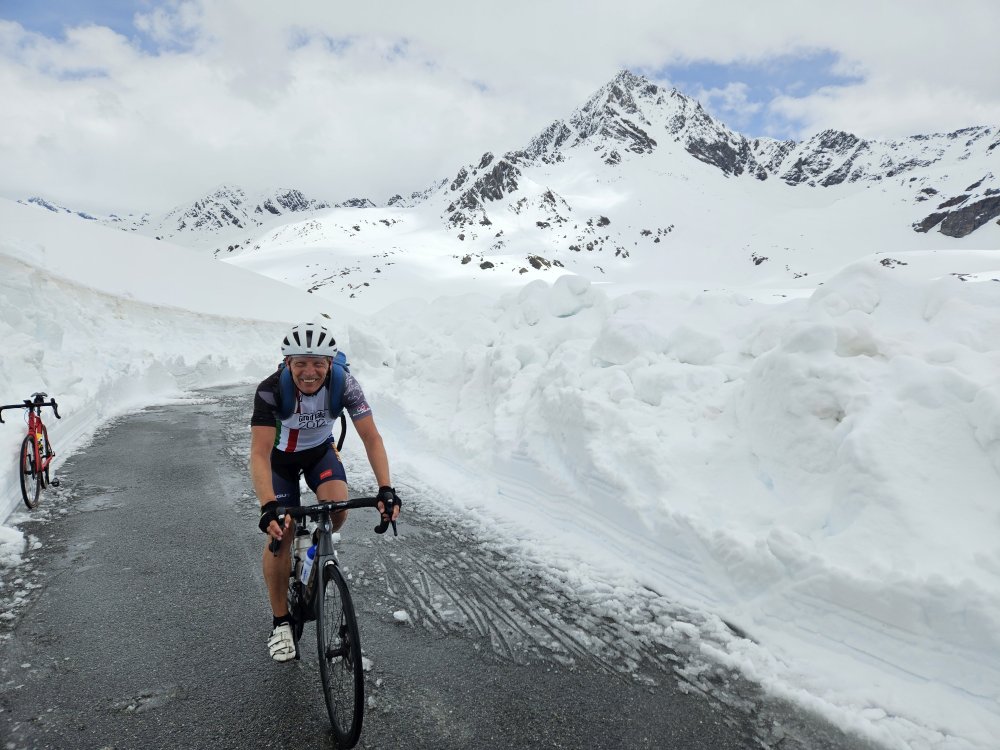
[19,435,40,509]
[316,559,364,747]
[39,425,53,488]
[287,576,305,646]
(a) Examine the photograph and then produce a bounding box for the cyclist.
[250,322,401,662]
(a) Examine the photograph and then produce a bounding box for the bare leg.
[262,517,294,617]
[317,478,349,530]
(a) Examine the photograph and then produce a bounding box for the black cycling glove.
[259,501,281,534]
[374,486,401,536]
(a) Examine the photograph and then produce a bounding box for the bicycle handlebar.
[0,398,61,424]
[267,496,397,554]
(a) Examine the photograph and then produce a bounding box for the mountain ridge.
[22,70,1000,242]
[17,69,1000,306]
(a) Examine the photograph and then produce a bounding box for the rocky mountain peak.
[510,70,767,177]
[147,184,332,240]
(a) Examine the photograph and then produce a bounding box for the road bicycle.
[269,496,397,748]
[0,393,61,509]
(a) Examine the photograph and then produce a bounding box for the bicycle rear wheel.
[19,436,41,509]
[39,425,53,488]
[315,559,364,747]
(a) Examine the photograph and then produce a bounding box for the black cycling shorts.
[270,438,346,507]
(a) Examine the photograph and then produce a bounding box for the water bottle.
[299,545,316,585]
[293,532,311,563]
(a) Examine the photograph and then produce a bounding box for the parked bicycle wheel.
[316,559,364,747]
[19,435,40,509]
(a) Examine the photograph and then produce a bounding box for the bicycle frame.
[27,409,52,474]
[269,497,383,607]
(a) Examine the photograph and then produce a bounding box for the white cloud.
[771,80,1000,139]
[693,82,763,129]
[1,0,999,212]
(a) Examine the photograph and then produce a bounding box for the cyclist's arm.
[353,414,390,488]
[250,425,277,506]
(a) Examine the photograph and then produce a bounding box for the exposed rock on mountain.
[942,195,1000,237]
[336,198,376,209]
[445,156,523,228]
[164,185,329,234]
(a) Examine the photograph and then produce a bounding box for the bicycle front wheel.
[19,436,41,509]
[315,559,364,747]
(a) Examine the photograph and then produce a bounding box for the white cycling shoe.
[268,623,296,662]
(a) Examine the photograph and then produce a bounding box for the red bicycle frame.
[26,407,54,474]
[0,393,61,477]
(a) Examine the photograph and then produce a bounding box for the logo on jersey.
[319,469,334,480]
[297,410,330,429]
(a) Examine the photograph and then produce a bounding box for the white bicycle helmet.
[281,323,338,357]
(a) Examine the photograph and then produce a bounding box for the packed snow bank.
[0,199,343,522]
[346,265,1000,749]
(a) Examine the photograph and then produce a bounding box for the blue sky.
[648,52,865,139]
[4,0,145,36]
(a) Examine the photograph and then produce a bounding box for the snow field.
[347,265,1000,748]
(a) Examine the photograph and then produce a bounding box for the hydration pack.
[275,351,350,421]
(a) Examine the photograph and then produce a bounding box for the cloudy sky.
[3,0,1000,214]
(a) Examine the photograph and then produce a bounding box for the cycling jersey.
[251,369,372,452]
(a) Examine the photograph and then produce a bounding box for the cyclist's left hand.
[375,486,401,534]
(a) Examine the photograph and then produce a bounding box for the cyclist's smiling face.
[287,356,331,395]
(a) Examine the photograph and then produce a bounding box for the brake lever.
[268,510,287,555]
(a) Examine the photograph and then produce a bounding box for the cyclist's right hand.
[374,486,401,536]
[258,501,290,539]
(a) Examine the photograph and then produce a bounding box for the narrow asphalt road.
[0,385,880,750]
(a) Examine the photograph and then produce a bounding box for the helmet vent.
[281,323,338,357]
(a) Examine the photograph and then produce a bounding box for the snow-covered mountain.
[21,70,1000,307]
[151,185,333,242]
[18,195,148,227]
[217,70,997,305]
[20,185,340,248]
[437,69,999,240]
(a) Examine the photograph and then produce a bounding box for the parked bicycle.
[0,392,61,509]
[270,496,397,748]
